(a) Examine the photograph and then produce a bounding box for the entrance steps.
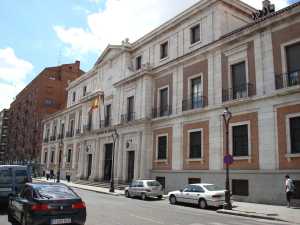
[73,179,128,190]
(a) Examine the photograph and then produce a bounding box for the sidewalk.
[33,177,124,196]
[217,201,300,224]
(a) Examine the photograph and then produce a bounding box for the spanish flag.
[90,97,100,110]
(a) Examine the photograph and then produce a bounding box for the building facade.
[0,109,9,161]
[41,0,300,204]
[8,61,83,162]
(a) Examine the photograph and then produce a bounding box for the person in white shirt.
[285,175,293,207]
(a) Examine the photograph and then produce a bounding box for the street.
[0,188,292,225]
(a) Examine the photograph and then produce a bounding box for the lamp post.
[223,107,232,210]
[56,126,63,183]
[109,128,119,193]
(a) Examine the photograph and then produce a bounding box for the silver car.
[125,180,163,200]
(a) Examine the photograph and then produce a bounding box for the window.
[44,152,47,163]
[190,185,204,193]
[232,179,249,196]
[127,96,134,121]
[290,116,300,154]
[88,110,93,130]
[232,124,249,157]
[156,177,165,190]
[44,99,55,106]
[69,120,74,136]
[286,43,300,87]
[0,169,12,184]
[190,24,200,44]
[136,55,142,70]
[188,177,201,184]
[191,77,203,109]
[231,61,247,99]
[105,104,111,126]
[15,170,28,184]
[50,151,55,163]
[294,180,300,199]
[160,41,168,59]
[83,86,87,96]
[72,92,76,102]
[157,136,167,160]
[159,87,169,116]
[189,130,202,159]
[67,149,72,163]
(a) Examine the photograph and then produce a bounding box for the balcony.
[222,83,254,102]
[66,131,74,138]
[152,105,172,118]
[50,135,56,141]
[275,70,300,89]
[100,118,112,128]
[76,129,81,136]
[58,133,64,139]
[121,112,135,124]
[83,124,92,133]
[43,137,49,143]
[182,96,207,112]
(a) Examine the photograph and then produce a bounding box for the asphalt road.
[0,188,293,225]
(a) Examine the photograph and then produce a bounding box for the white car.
[168,183,225,209]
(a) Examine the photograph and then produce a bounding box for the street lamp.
[223,107,232,210]
[109,128,119,193]
[57,127,64,183]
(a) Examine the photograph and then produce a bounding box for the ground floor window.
[232,179,249,196]
[188,177,201,184]
[289,116,300,154]
[156,176,165,190]
[294,180,300,199]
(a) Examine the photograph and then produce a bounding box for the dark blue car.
[8,183,86,225]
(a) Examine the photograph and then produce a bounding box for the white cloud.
[54,0,290,56]
[0,47,33,109]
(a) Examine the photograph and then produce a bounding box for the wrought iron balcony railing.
[182,96,207,111]
[50,135,56,141]
[275,70,300,89]
[83,124,92,133]
[99,118,112,128]
[152,105,172,118]
[121,112,135,123]
[76,129,81,136]
[43,137,49,143]
[66,131,74,138]
[222,83,253,102]
[58,133,64,139]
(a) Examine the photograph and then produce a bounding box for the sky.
[0,0,298,110]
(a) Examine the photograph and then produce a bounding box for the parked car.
[125,180,164,200]
[8,183,86,225]
[168,183,225,209]
[0,165,32,204]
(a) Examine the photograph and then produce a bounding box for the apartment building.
[0,109,9,161]
[8,61,83,161]
[41,0,300,204]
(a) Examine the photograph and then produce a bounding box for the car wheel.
[125,190,131,198]
[199,199,207,209]
[141,193,147,201]
[157,195,163,199]
[169,195,177,205]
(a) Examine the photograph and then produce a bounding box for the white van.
[0,165,32,204]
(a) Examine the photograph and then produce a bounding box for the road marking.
[130,214,164,224]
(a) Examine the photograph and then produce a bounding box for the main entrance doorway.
[104,143,113,181]
[87,154,92,179]
[127,151,135,183]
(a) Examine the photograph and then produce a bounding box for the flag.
[90,97,100,110]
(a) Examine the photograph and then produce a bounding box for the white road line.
[130,214,165,224]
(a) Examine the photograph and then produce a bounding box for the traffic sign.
[224,154,234,165]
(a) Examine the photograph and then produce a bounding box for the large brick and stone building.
[0,109,9,161]
[8,61,83,161]
[41,0,300,204]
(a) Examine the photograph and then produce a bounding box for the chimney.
[75,60,80,71]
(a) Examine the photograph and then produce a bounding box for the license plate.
[0,188,12,192]
[51,218,71,224]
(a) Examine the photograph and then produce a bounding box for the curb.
[216,209,289,223]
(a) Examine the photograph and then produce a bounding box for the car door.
[189,185,205,205]
[136,181,144,197]
[13,187,33,221]
[180,185,193,203]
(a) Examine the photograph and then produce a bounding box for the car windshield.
[147,181,161,186]
[35,185,78,199]
[0,169,13,184]
[203,184,223,191]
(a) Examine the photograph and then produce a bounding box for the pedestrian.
[285,175,295,207]
[46,170,50,180]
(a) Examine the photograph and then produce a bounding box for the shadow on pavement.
[171,202,221,211]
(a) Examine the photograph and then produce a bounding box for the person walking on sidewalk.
[285,175,295,208]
